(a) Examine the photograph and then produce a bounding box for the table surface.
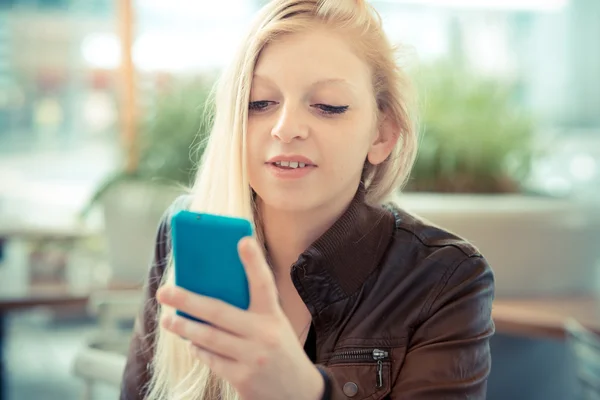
[492,295,600,339]
[0,281,141,312]
[0,218,105,312]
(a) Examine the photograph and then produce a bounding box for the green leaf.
[82,76,215,216]
[408,60,535,193]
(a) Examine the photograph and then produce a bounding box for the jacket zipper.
[329,349,389,388]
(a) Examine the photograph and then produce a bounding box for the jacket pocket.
[326,348,392,400]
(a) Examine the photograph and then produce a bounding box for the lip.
[266,163,315,180]
[265,155,316,166]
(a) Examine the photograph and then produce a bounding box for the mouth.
[264,156,317,179]
[269,160,315,169]
[265,155,317,170]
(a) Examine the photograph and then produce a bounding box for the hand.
[156,236,324,400]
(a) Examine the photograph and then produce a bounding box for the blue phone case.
[170,210,253,323]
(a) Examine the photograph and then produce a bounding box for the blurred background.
[0,0,599,399]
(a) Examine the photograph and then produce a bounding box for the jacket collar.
[291,183,396,314]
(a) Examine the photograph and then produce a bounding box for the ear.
[367,114,399,166]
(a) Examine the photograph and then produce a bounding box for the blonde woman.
[121,0,495,399]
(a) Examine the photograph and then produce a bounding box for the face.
[246,25,396,214]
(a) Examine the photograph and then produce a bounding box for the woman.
[121,0,495,399]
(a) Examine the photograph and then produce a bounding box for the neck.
[258,197,352,278]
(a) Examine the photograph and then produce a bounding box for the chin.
[266,194,319,213]
[254,185,320,213]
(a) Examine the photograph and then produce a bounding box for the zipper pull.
[372,349,388,361]
[372,349,388,388]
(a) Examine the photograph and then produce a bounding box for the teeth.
[273,161,309,168]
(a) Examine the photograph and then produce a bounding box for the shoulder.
[380,202,494,320]
[382,201,481,258]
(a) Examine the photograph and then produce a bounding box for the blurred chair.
[72,290,143,400]
[565,318,600,400]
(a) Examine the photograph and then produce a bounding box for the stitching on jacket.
[382,202,480,258]
[417,254,482,324]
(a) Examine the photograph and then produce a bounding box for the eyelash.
[248,101,349,115]
[317,104,349,115]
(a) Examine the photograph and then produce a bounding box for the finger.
[238,236,279,314]
[157,285,255,336]
[161,314,247,362]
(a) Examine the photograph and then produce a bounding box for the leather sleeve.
[317,254,494,400]
[390,254,495,399]
[119,214,171,400]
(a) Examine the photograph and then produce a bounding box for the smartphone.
[170,210,253,323]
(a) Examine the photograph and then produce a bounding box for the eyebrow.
[252,74,356,90]
[310,78,354,88]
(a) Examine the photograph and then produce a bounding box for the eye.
[313,104,349,115]
[249,100,275,112]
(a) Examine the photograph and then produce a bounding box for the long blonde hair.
[146,0,418,398]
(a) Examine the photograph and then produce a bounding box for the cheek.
[323,126,372,177]
[245,120,275,191]
[246,120,268,159]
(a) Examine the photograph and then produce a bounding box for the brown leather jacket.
[121,186,495,399]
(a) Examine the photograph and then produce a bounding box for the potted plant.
[405,59,534,194]
[83,76,215,284]
[397,60,600,297]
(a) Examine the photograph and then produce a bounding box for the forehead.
[252,27,372,91]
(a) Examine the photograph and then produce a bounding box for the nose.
[271,103,308,143]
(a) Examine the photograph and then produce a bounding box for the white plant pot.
[395,193,600,298]
[101,182,183,285]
